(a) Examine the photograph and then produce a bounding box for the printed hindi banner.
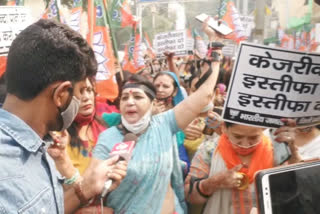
[0,6,31,77]
[222,43,320,128]
[153,30,187,58]
[0,6,31,55]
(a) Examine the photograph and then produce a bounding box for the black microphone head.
[123,133,138,142]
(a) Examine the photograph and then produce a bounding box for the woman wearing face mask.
[185,121,301,214]
[91,37,221,213]
[64,78,109,174]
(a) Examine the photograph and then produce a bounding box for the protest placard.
[0,6,32,56]
[153,30,188,58]
[222,43,320,128]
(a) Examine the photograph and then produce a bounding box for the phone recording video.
[255,161,320,214]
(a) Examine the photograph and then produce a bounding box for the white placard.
[316,23,320,43]
[222,44,237,57]
[0,6,32,56]
[153,30,187,57]
[222,43,320,128]
[240,15,255,38]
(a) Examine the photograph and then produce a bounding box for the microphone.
[101,133,137,198]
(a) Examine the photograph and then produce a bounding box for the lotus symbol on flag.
[93,32,110,81]
[68,11,81,33]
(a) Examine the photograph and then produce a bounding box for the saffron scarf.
[217,133,274,183]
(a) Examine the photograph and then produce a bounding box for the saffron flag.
[42,0,60,21]
[219,0,247,43]
[122,24,145,73]
[144,32,155,58]
[309,27,319,52]
[110,0,136,28]
[193,29,207,58]
[66,0,83,33]
[6,0,15,5]
[87,0,118,101]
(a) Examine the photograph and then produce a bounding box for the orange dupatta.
[217,134,274,214]
[217,133,274,183]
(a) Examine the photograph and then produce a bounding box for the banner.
[153,30,188,57]
[222,43,320,128]
[0,6,31,77]
[87,0,118,101]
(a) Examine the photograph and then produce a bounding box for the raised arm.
[174,18,224,130]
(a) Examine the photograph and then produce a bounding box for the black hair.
[0,75,6,105]
[153,72,178,89]
[122,74,156,101]
[5,19,97,100]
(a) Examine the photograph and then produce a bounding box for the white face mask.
[59,96,80,131]
[121,108,152,134]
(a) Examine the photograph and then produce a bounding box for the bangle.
[196,180,211,198]
[74,177,90,206]
[64,169,80,185]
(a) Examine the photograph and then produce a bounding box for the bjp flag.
[87,0,118,101]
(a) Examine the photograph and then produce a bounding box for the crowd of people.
[0,17,319,214]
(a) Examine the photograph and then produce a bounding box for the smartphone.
[255,161,320,214]
[195,13,233,36]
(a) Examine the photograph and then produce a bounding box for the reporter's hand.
[82,156,126,199]
[75,206,114,214]
[109,160,128,191]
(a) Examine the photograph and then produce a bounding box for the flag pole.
[103,0,119,60]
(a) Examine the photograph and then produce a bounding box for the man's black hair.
[5,19,97,100]
[0,75,6,105]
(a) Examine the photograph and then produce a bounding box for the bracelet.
[74,177,90,206]
[196,180,211,198]
[206,49,221,62]
[64,169,80,185]
[207,42,225,49]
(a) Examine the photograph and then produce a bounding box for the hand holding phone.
[255,161,320,214]
[195,13,233,36]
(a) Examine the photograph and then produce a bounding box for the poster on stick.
[222,42,320,128]
[153,30,188,58]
